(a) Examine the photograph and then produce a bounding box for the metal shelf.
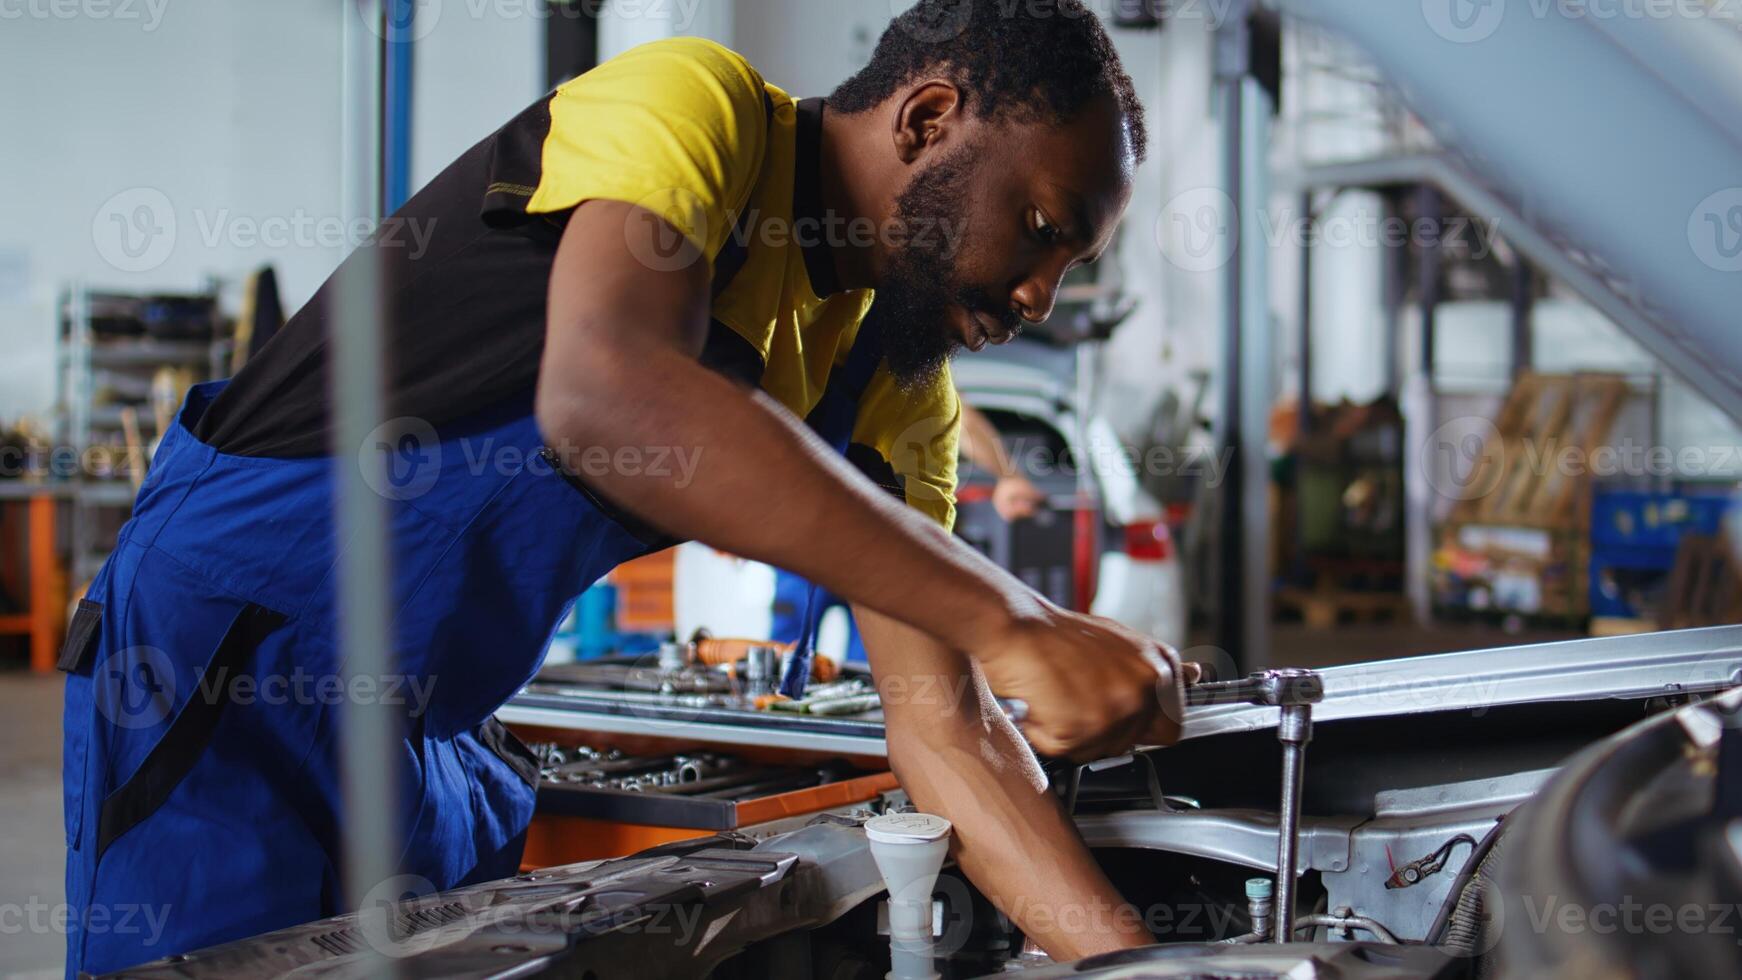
[54,282,232,582]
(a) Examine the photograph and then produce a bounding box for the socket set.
[529,743,869,829]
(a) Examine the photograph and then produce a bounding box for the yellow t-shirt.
[486,37,960,529]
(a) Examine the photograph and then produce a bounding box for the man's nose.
[1010,263,1069,326]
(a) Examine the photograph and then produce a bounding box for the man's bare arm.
[537,201,1184,760]
[854,604,1153,960]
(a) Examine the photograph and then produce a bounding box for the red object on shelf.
[1122,521,1175,562]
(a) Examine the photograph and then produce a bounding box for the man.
[59,1,1186,973]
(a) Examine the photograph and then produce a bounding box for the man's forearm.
[537,338,1032,653]
[857,607,1153,960]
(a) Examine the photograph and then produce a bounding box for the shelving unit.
[55,283,233,585]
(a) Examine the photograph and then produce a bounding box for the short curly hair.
[829,0,1148,163]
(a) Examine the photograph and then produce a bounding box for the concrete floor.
[0,672,67,980]
[0,619,1576,978]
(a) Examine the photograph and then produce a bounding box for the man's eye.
[1033,209,1062,244]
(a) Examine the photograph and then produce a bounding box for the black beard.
[861,146,1018,391]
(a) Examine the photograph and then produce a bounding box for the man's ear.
[891,80,963,165]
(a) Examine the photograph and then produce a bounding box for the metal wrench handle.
[1185,669,1324,708]
[1181,668,1324,944]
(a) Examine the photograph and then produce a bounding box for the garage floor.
[1,672,66,980]
[0,619,1580,978]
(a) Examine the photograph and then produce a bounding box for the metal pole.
[1297,191,1313,438]
[1214,2,1251,664]
[1294,192,1313,590]
[338,3,400,974]
[1510,258,1534,381]
[1382,191,1408,399]
[1417,185,1442,379]
[382,0,416,214]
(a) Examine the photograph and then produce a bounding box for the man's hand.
[973,605,1189,762]
[991,474,1047,521]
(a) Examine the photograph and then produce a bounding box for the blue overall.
[60,330,885,973]
[770,569,867,665]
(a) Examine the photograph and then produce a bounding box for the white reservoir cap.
[865,812,952,845]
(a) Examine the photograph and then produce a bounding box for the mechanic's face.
[866,94,1135,389]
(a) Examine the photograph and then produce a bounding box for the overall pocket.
[94,602,287,859]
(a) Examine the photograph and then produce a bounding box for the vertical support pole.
[1381,191,1409,399]
[1238,79,1275,670]
[1213,1,1251,665]
[382,0,416,214]
[1417,185,1442,381]
[1297,191,1313,440]
[1404,184,1444,624]
[337,4,400,974]
[1510,258,1534,381]
[1293,193,1314,589]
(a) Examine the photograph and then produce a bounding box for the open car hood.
[1182,626,1742,741]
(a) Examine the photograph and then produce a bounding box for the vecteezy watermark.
[358,874,445,958]
[887,0,977,43]
[93,645,441,730]
[192,209,436,261]
[358,872,714,957]
[361,417,444,502]
[0,898,173,945]
[890,415,1235,511]
[1519,894,1742,942]
[1264,205,1497,259]
[0,0,169,30]
[358,419,707,503]
[1422,0,1508,43]
[91,187,438,274]
[1157,187,1238,274]
[1690,187,1742,274]
[1424,0,1742,44]
[996,895,1250,942]
[887,0,1244,42]
[95,646,179,730]
[621,186,969,274]
[1420,418,1742,504]
[355,0,707,43]
[1158,190,1498,273]
[92,187,176,274]
[1420,416,1508,503]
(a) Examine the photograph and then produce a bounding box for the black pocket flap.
[58,599,103,674]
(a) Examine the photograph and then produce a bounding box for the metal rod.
[335,3,399,974]
[1510,258,1534,381]
[1416,184,1442,379]
[1213,2,1250,665]
[1293,912,1399,944]
[382,0,416,214]
[1274,703,1313,943]
[1296,189,1313,438]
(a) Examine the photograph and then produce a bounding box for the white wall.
[411,2,544,191]
[0,1,544,426]
[0,1,347,422]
